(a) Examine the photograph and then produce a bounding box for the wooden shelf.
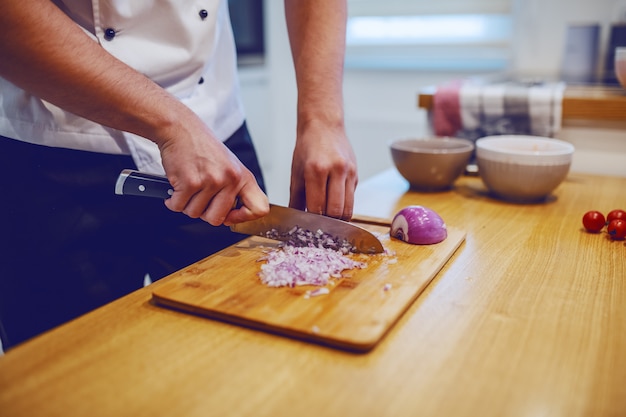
[418,84,626,122]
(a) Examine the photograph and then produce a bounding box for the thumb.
[223,185,269,225]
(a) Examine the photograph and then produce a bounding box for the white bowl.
[476,135,574,202]
[616,47,626,89]
[390,137,474,191]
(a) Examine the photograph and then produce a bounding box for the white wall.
[238,1,293,205]
[239,0,626,205]
[512,0,626,76]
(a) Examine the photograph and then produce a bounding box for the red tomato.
[582,210,606,233]
[607,219,626,240]
[607,209,626,223]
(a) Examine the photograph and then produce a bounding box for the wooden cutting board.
[152,224,465,352]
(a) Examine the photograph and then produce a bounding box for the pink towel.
[432,80,463,137]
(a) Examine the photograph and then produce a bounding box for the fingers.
[163,174,225,225]
[330,173,357,220]
[166,186,268,226]
[311,169,356,220]
[292,160,357,221]
[164,178,215,218]
[303,167,329,216]
[164,169,269,227]
[288,177,306,213]
[199,190,240,226]
[164,187,229,226]
[223,184,270,226]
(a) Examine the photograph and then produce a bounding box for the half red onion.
[390,205,447,245]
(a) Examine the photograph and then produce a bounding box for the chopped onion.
[305,287,330,298]
[258,245,366,288]
[264,225,355,254]
[257,225,371,288]
[390,205,447,245]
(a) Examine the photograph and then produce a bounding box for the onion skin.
[390,206,447,245]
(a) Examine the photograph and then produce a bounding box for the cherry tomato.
[607,209,626,223]
[607,219,626,240]
[582,210,606,233]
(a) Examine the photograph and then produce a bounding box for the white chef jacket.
[0,0,244,175]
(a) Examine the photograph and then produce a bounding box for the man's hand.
[289,122,357,220]
[157,121,269,226]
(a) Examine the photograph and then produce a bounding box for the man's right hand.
[157,122,269,226]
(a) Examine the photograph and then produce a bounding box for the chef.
[0,0,357,350]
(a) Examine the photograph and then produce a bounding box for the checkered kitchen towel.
[432,79,565,141]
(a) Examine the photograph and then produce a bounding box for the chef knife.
[115,169,384,254]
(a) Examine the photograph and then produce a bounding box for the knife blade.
[114,169,384,254]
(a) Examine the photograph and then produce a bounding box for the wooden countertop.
[418,84,626,122]
[1,170,626,417]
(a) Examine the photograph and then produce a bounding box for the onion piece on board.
[390,205,447,245]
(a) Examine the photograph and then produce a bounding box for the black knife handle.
[115,169,173,199]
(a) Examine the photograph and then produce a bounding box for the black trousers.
[0,123,265,350]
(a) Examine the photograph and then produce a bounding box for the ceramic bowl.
[615,47,626,89]
[476,135,574,202]
[390,137,474,191]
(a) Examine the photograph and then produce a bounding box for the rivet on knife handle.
[115,169,174,199]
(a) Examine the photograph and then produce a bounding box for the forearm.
[0,0,199,146]
[284,0,347,132]
[284,0,356,218]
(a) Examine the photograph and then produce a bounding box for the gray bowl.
[390,138,474,191]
